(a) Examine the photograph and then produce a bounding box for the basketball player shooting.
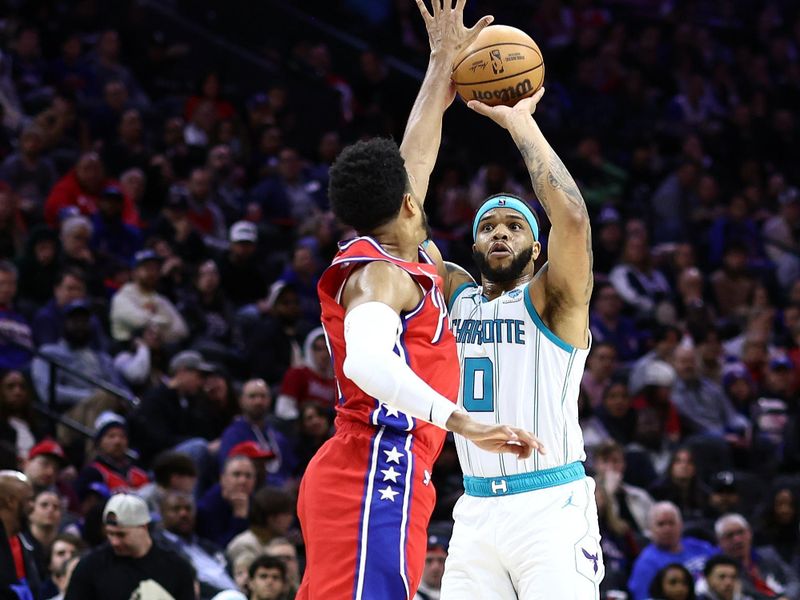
[295,2,544,599]
[430,89,605,598]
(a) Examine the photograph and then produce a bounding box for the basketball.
[452,25,544,107]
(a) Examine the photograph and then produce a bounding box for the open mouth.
[489,242,512,258]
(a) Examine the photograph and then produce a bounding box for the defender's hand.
[414,0,493,62]
[467,87,546,129]
[447,412,545,459]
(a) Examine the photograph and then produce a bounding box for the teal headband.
[472,195,539,241]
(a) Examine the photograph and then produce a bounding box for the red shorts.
[296,421,437,600]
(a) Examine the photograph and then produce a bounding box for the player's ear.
[532,241,542,261]
[401,192,417,215]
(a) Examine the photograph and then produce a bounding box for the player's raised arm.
[400,0,493,204]
[341,261,542,459]
[468,89,593,347]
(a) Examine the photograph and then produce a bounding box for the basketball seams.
[452,42,542,74]
[452,62,544,86]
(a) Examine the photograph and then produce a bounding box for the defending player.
[295,3,542,599]
[435,89,605,598]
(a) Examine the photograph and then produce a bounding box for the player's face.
[473,208,539,283]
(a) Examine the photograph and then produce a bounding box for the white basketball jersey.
[449,282,590,478]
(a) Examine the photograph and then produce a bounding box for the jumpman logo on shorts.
[562,492,576,508]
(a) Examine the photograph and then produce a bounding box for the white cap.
[230,221,258,243]
[642,360,676,388]
[103,493,150,527]
[211,592,248,600]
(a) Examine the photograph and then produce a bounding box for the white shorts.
[441,476,604,600]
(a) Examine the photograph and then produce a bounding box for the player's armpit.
[422,239,474,302]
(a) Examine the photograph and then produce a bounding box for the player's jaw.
[473,244,534,283]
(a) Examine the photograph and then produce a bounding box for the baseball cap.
[642,360,676,388]
[28,439,67,465]
[769,355,793,370]
[710,470,737,493]
[94,411,127,443]
[598,206,621,225]
[229,441,275,460]
[133,249,162,268]
[63,299,91,316]
[169,350,215,375]
[427,534,449,552]
[230,220,258,243]
[103,493,150,527]
[212,591,248,600]
[101,185,124,201]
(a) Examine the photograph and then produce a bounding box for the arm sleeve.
[343,302,458,429]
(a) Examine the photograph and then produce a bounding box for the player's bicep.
[545,219,593,306]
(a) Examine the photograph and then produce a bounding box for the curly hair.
[328,137,408,233]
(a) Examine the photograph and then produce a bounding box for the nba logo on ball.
[452,25,545,107]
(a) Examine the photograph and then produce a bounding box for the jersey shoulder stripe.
[522,285,574,353]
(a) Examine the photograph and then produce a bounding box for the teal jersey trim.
[448,282,479,312]
[523,285,574,353]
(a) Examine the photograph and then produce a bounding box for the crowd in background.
[0,0,800,599]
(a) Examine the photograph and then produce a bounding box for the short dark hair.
[249,486,295,526]
[248,554,287,580]
[152,452,197,487]
[54,267,86,288]
[50,532,86,564]
[704,553,739,577]
[328,137,408,233]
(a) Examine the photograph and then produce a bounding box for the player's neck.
[370,232,419,262]
[481,274,532,300]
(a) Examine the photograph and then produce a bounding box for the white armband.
[343,302,458,430]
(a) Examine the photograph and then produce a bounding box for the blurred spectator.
[28,488,62,569]
[590,284,640,364]
[113,323,164,390]
[218,379,295,488]
[609,235,671,321]
[632,360,682,442]
[245,282,304,387]
[762,188,800,291]
[89,185,142,268]
[627,501,716,600]
[41,533,84,600]
[32,300,127,409]
[88,30,149,108]
[649,447,711,524]
[185,167,227,250]
[262,537,300,598]
[0,185,25,261]
[0,124,57,219]
[0,260,33,370]
[44,152,139,228]
[102,109,149,178]
[65,493,194,600]
[710,243,758,325]
[279,242,322,323]
[629,326,681,396]
[138,451,197,515]
[414,534,447,600]
[593,441,654,538]
[581,341,620,409]
[154,490,237,599]
[151,185,208,265]
[177,259,236,348]
[715,513,800,600]
[752,486,800,571]
[583,380,637,452]
[247,555,286,600]
[670,345,749,439]
[1,370,36,464]
[31,268,107,350]
[15,225,60,307]
[133,350,216,461]
[275,327,335,420]
[197,455,256,548]
[292,403,333,476]
[219,221,268,307]
[592,206,624,274]
[250,148,325,226]
[76,411,149,498]
[225,487,294,566]
[760,355,794,403]
[706,472,743,525]
[649,162,700,244]
[695,554,740,600]
[647,563,696,600]
[109,249,188,343]
[0,470,41,598]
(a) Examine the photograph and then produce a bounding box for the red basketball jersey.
[317,236,459,459]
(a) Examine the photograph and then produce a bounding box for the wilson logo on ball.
[471,78,534,103]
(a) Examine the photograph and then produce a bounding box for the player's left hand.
[455,417,546,459]
[415,0,493,62]
[467,87,546,129]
